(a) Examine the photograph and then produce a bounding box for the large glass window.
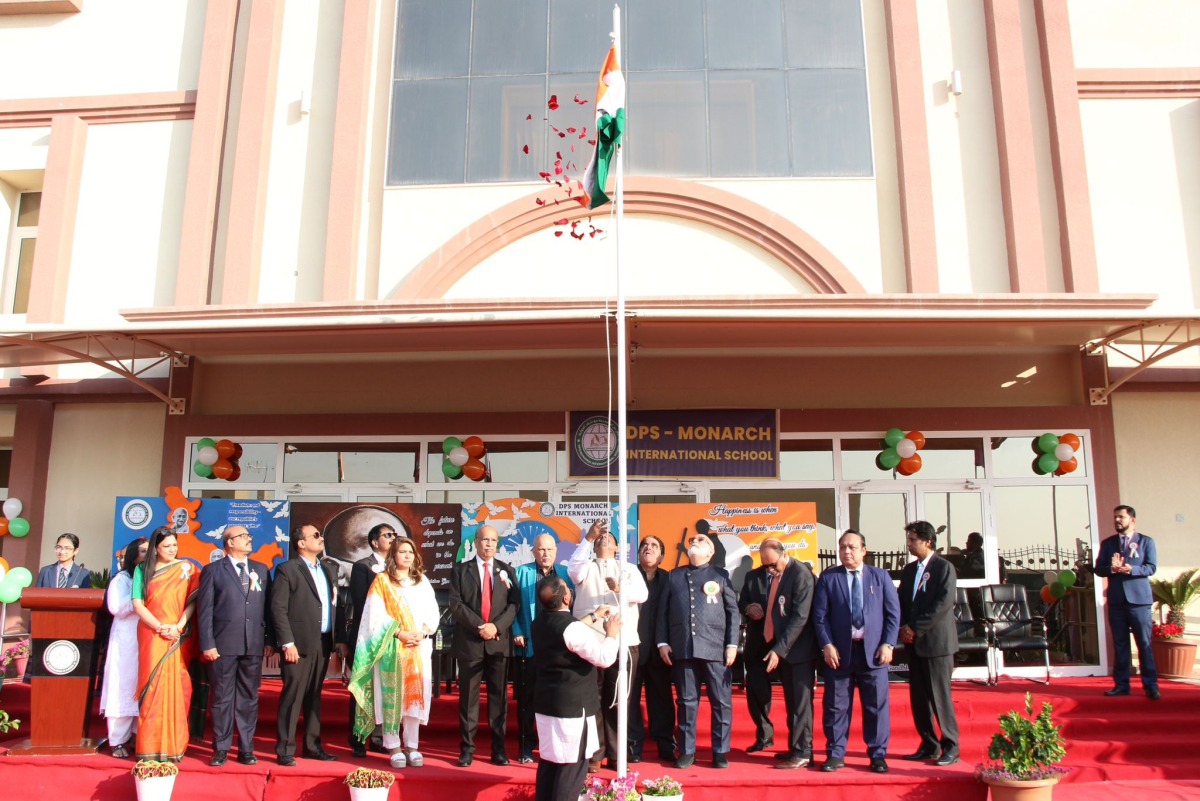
[387,0,872,185]
[283,443,418,484]
[841,437,984,481]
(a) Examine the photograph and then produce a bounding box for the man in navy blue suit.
[1094,505,1160,700]
[813,529,900,774]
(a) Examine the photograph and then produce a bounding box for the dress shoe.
[491,753,510,766]
[278,756,297,767]
[303,749,336,761]
[587,758,602,774]
[774,751,794,761]
[237,753,258,765]
[629,753,642,764]
[712,753,729,769]
[674,753,695,769]
[518,751,534,764]
[1148,688,1162,700]
[351,743,367,758]
[210,751,228,767]
[1104,686,1130,697]
[870,757,889,773]
[457,752,474,768]
[776,755,810,770]
[604,758,620,770]
[934,752,960,767]
[747,738,774,754]
[902,749,940,761]
[820,758,845,772]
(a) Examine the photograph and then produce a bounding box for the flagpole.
[611,0,630,781]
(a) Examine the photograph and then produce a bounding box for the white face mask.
[687,545,706,561]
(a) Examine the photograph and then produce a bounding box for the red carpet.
[2,676,1199,800]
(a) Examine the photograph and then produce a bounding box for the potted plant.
[641,774,684,801]
[0,709,20,734]
[1,640,30,679]
[1151,568,1199,679]
[976,693,1068,801]
[132,759,179,801]
[584,770,640,801]
[344,767,395,801]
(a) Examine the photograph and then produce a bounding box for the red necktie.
[763,572,780,643]
[481,563,493,621]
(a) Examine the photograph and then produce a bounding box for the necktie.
[851,570,864,630]
[481,562,493,621]
[763,572,781,642]
[237,562,250,593]
[58,568,68,588]
[1122,536,1130,555]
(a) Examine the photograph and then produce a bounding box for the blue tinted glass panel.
[388,79,469,185]
[394,0,472,78]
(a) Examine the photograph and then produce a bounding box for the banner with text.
[459,498,638,569]
[568,409,779,479]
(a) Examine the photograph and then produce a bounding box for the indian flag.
[580,46,626,209]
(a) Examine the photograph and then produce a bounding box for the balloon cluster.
[1039,568,1077,604]
[0,556,34,605]
[0,497,30,539]
[194,438,244,482]
[877,429,926,476]
[1031,433,1080,476]
[442,436,488,481]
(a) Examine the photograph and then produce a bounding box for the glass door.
[843,487,914,580]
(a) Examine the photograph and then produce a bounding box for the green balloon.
[1037,433,1060,454]
[197,437,217,450]
[1037,453,1060,475]
[884,428,905,447]
[0,581,20,604]
[1049,582,1067,599]
[442,437,462,455]
[8,517,29,537]
[8,566,33,588]
[878,448,901,469]
[442,458,463,480]
[1058,569,1076,588]
[194,461,213,479]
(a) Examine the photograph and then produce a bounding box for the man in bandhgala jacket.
[898,520,960,766]
[1094,504,1160,700]
[656,532,740,770]
[448,524,519,767]
[532,576,620,801]
[197,525,273,767]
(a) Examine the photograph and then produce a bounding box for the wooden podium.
[8,588,106,755]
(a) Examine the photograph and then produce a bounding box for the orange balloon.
[0,555,8,571]
[906,431,926,450]
[463,436,487,459]
[1059,433,1081,452]
[227,464,242,482]
[463,458,486,481]
[897,453,922,476]
[0,518,8,536]
[216,439,237,459]
[212,459,234,480]
[1055,457,1078,475]
[1040,585,1054,603]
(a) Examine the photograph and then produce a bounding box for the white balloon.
[1,497,21,519]
[1044,570,1058,586]
[896,438,917,459]
[448,446,470,467]
[198,446,219,466]
[1054,444,1075,462]
[0,565,6,583]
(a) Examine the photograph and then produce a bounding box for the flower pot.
[348,786,390,801]
[135,774,176,801]
[12,656,28,677]
[646,795,682,801]
[982,776,1059,801]
[1151,638,1197,679]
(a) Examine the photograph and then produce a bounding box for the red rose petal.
[526,114,533,121]
[548,95,559,111]
[574,94,587,105]
[554,230,564,237]
[522,144,529,154]
[554,218,569,225]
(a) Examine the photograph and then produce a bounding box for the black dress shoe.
[934,752,960,766]
[776,755,810,770]
[210,751,228,767]
[457,752,474,767]
[518,751,534,764]
[870,757,889,773]
[747,738,774,753]
[629,753,642,764]
[351,743,367,758]
[491,753,510,766]
[674,753,695,769]
[278,755,297,767]
[1104,687,1130,697]
[712,753,729,769]
[902,749,940,761]
[237,753,258,765]
[1148,688,1162,700]
[821,758,845,772]
[303,749,336,761]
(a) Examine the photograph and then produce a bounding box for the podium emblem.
[43,639,82,676]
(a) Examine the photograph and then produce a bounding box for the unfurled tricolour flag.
[580,46,625,209]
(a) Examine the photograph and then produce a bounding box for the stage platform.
[2,676,1199,800]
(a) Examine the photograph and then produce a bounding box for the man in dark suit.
[345,522,395,756]
[898,520,960,766]
[656,532,740,770]
[271,524,343,765]
[35,533,92,588]
[813,529,900,774]
[198,525,273,766]
[740,537,818,769]
[1094,504,1160,700]
[448,524,519,767]
[629,535,675,763]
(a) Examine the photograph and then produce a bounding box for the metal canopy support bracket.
[1084,319,1200,405]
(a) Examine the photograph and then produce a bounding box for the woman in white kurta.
[100,537,148,758]
[348,535,440,769]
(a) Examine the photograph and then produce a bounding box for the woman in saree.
[348,535,440,768]
[100,537,148,758]
[132,526,201,762]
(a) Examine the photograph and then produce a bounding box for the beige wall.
[1069,0,1200,69]
[39,403,167,576]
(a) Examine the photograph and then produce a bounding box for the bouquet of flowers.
[132,760,180,780]
[584,770,640,801]
[641,775,684,797]
[344,768,396,789]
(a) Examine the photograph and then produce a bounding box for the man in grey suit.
[898,520,960,766]
[198,525,273,766]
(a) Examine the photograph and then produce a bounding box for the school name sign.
[568,409,779,479]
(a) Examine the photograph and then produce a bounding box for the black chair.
[981,584,1051,684]
[953,587,993,684]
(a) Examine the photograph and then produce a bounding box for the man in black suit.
[198,525,273,766]
[741,537,818,769]
[271,524,343,765]
[346,522,396,756]
[898,520,960,766]
[448,524,519,767]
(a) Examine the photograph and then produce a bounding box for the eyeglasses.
[54,545,76,552]
[227,532,253,541]
[380,532,397,539]
[310,532,324,539]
